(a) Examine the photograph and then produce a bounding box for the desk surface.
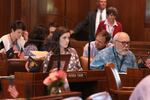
[30,91,81,100]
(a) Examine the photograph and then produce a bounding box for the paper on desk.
[30,51,48,58]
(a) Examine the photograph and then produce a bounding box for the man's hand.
[145,59,150,68]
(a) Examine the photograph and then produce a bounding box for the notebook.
[30,51,48,58]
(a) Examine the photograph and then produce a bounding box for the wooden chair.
[70,39,87,58]
[104,63,134,100]
[80,56,92,70]
[86,91,112,100]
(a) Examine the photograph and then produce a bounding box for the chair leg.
[110,93,119,100]
[118,94,130,100]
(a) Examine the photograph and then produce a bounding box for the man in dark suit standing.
[73,0,107,41]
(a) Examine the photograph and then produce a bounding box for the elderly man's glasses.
[116,40,130,45]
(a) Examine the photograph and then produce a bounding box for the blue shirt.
[90,46,137,72]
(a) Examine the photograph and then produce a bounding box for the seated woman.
[42,26,83,72]
[24,25,49,56]
[0,20,26,59]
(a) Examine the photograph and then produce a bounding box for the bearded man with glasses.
[90,32,137,72]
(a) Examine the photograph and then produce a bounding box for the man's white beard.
[116,48,129,56]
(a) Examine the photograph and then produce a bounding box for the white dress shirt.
[95,8,106,33]
[0,34,25,52]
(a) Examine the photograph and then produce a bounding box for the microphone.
[0,41,4,50]
[88,27,92,70]
[88,40,91,70]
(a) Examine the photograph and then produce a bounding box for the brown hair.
[48,26,70,54]
[96,29,111,43]
[106,7,118,17]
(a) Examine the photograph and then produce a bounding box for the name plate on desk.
[67,70,106,83]
[67,72,87,78]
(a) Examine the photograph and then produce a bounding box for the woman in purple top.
[24,25,49,56]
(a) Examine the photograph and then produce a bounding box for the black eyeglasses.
[116,40,130,45]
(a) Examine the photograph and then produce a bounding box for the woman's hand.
[25,61,30,72]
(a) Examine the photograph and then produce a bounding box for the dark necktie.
[99,10,102,22]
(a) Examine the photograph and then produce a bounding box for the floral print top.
[43,47,83,72]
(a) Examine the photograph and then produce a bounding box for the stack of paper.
[30,51,48,59]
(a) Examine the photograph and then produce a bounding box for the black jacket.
[73,10,97,41]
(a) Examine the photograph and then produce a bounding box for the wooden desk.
[30,91,81,100]
[0,59,27,76]
[120,68,150,87]
[0,59,43,76]
[2,63,149,99]
[0,70,107,99]
[0,59,8,76]
[0,73,48,98]
[67,70,108,99]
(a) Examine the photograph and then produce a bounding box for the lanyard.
[113,47,125,72]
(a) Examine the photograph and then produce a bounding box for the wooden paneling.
[66,0,90,29]
[23,0,90,29]
[0,1,11,36]
[145,0,150,24]
[108,0,145,41]
[21,0,32,31]
[10,0,22,21]
[37,0,65,27]
[0,0,150,41]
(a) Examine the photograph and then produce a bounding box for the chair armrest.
[110,89,133,95]
[121,86,134,90]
